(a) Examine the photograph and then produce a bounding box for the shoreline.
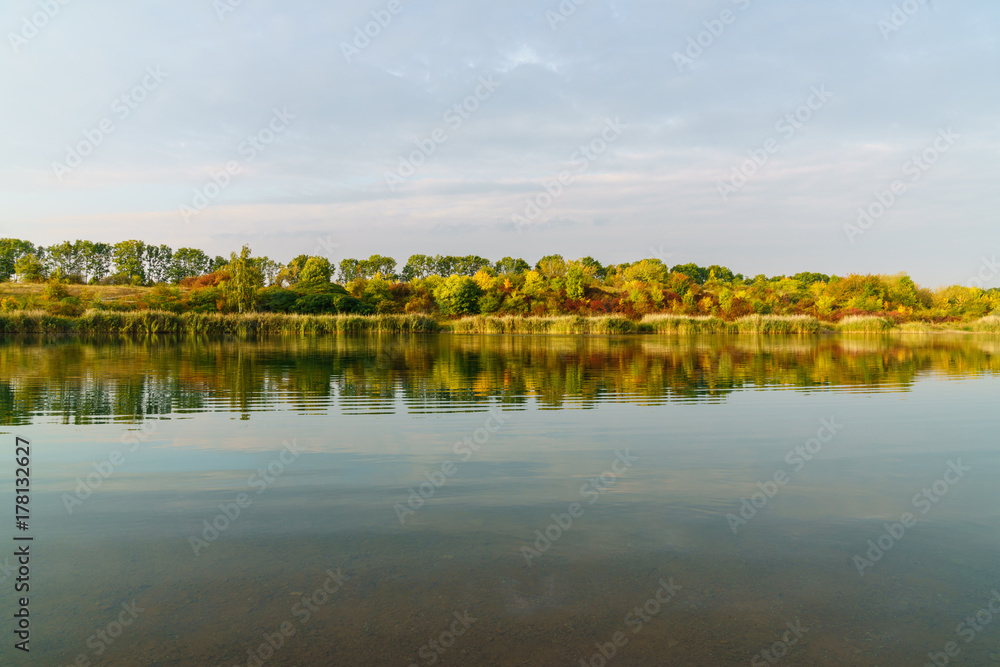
[1,311,997,336]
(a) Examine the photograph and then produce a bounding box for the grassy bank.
[0,310,440,335]
[448,315,638,334]
[835,315,897,333]
[640,314,823,334]
[2,310,999,336]
[448,314,823,335]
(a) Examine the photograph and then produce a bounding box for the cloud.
[0,0,997,286]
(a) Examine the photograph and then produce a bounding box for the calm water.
[1,334,999,666]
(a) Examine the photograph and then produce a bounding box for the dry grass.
[0,310,440,334]
[640,314,821,334]
[0,282,156,301]
[640,314,728,334]
[733,315,821,334]
[449,315,637,335]
[836,316,897,333]
[973,315,1000,333]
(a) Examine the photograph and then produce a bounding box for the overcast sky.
[1,0,997,286]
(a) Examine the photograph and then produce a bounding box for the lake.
[1,333,999,666]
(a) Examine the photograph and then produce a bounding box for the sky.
[1,0,997,287]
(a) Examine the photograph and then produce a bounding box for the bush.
[293,293,341,314]
[433,275,483,316]
[973,315,1000,333]
[256,286,299,313]
[141,284,184,313]
[186,286,225,313]
[478,290,504,314]
[47,297,85,317]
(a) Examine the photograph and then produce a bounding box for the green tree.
[535,254,567,279]
[255,257,281,286]
[208,256,229,273]
[360,254,398,281]
[0,239,36,281]
[361,276,396,312]
[299,257,333,285]
[145,244,173,284]
[113,240,147,285]
[401,254,437,281]
[494,257,530,276]
[338,258,363,283]
[169,248,211,283]
[47,241,86,279]
[80,241,112,283]
[277,254,310,286]
[566,266,587,300]
[433,275,483,315]
[223,245,263,313]
[791,272,831,286]
[455,255,491,276]
[434,255,458,276]
[14,253,47,282]
[578,256,606,280]
[624,259,668,284]
[670,262,709,285]
[706,265,737,283]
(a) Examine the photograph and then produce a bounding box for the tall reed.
[972,315,1000,333]
[0,310,439,335]
[733,315,821,334]
[640,314,729,334]
[449,315,637,335]
[0,310,77,333]
[837,316,897,333]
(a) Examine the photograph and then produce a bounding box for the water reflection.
[2,333,1000,665]
[1,333,997,424]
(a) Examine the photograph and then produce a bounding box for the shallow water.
[1,334,999,665]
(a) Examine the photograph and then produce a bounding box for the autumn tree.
[224,245,263,313]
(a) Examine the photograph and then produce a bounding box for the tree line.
[1,239,540,286]
[0,239,230,286]
[2,237,997,323]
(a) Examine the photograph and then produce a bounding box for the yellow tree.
[224,245,263,313]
